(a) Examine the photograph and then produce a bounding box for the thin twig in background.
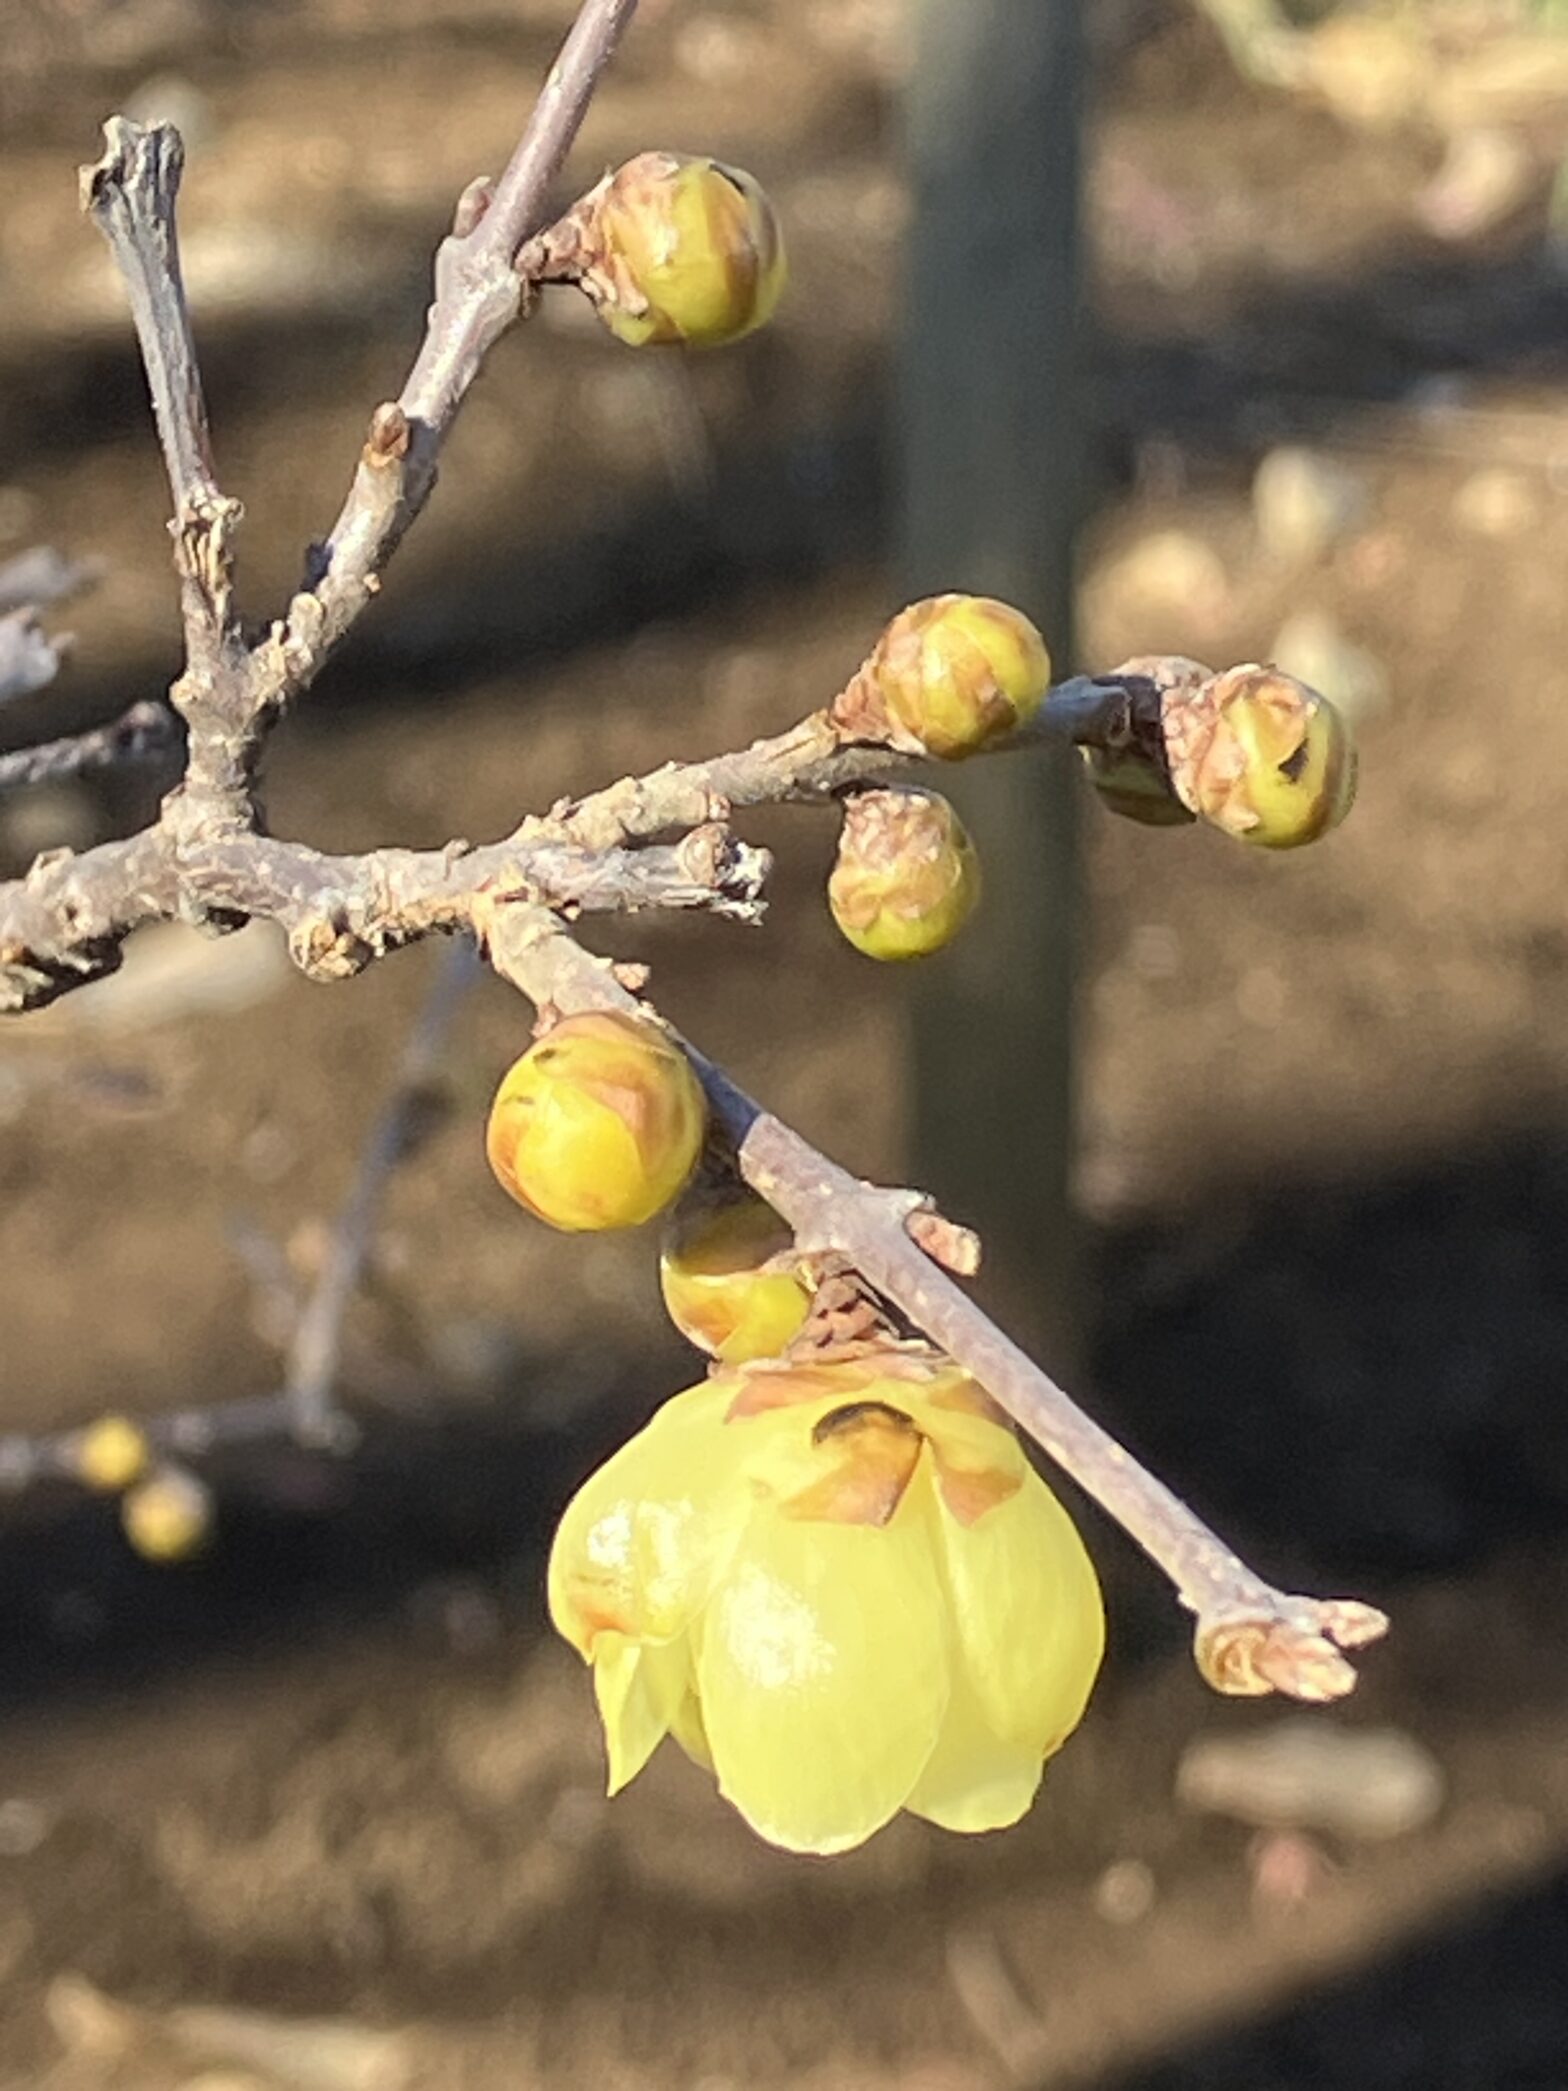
[0,0,1388,1702]
[282,939,481,1446]
[0,610,69,707]
[0,701,178,795]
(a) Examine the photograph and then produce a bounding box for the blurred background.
[5,0,1568,2084]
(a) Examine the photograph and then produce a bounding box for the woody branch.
[0,0,1387,1703]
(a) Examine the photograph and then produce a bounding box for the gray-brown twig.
[0,701,178,795]
[0,610,68,706]
[479,902,1388,1704]
[81,118,246,815]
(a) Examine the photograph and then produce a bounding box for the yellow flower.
[548,1353,1103,1855]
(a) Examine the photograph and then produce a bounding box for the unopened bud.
[828,788,980,961]
[1165,664,1357,849]
[121,1467,212,1562]
[581,152,786,348]
[661,1193,814,1365]
[837,596,1050,760]
[73,1414,150,1493]
[487,1011,706,1232]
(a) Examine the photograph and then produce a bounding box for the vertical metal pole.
[899,0,1085,1356]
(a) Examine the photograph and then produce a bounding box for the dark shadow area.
[1093,1119,1568,1593]
[1090,1864,1568,2091]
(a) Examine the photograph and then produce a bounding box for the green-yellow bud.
[122,1468,212,1562]
[74,1414,151,1493]
[583,152,786,349]
[846,595,1050,760]
[1164,664,1357,849]
[660,1194,814,1366]
[487,1011,706,1232]
[1079,746,1196,826]
[828,788,980,961]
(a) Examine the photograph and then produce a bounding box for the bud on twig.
[486,1010,706,1231]
[72,1414,151,1492]
[121,1466,212,1561]
[832,595,1051,760]
[660,1191,814,1365]
[573,151,786,348]
[1164,664,1357,849]
[828,787,980,961]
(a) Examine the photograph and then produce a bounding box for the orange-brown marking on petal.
[725,1360,875,1419]
[780,1405,923,1526]
[933,1452,1022,1527]
[564,1584,638,1648]
[810,1398,915,1442]
[923,1374,1010,1425]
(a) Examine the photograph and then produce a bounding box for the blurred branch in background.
[901,0,1085,1357]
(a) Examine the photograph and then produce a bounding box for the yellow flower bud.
[487,1011,706,1233]
[660,1194,813,1365]
[1164,664,1357,849]
[73,1414,150,1493]
[583,152,786,348]
[843,595,1051,760]
[549,1352,1103,1854]
[827,788,980,962]
[121,1468,212,1562]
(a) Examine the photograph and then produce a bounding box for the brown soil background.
[5,2,1568,2085]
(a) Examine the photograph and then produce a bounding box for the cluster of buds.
[70,1415,212,1562]
[827,787,980,961]
[567,152,786,350]
[487,1010,706,1232]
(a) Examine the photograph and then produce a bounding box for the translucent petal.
[697,1475,951,1854]
[906,1668,1044,1834]
[593,1632,690,1795]
[668,1687,714,1772]
[548,1379,751,1655]
[934,1463,1104,1755]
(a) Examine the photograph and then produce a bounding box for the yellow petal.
[548,1379,750,1655]
[668,1687,714,1772]
[594,1632,690,1795]
[696,1470,951,1854]
[906,1669,1044,1834]
[934,1463,1104,1755]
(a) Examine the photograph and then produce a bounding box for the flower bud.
[839,596,1050,760]
[121,1468,212,1562]
[582,152,786,348]
[487,1010,706,1232]
[660,1194,813,1365]
[828,788,980,961]
[74,1414,150,1493]
[1164,664,1357,849]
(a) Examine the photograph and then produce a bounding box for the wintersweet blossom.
[548,1350,1104,1855]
